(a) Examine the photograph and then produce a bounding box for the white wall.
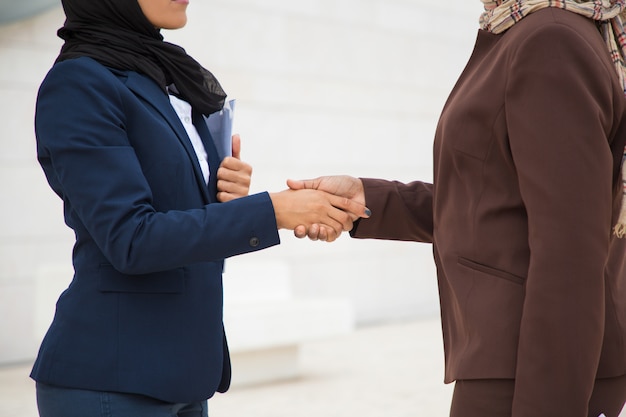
[0,0,483,364]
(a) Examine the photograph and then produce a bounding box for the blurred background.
[0,0,481,364]
[0,0,485,415]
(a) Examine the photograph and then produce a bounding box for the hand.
[287,175,367,240]
[269,189,370,243]
[217,134,252,202]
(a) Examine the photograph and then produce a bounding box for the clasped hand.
[269,186,368,242]
[286,175,367,241]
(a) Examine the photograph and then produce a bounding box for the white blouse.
[168,94,210,185]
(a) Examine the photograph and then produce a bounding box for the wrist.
[268,191,286,229]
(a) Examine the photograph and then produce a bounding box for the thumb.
[231,134,241,159]
[287,178,319,191]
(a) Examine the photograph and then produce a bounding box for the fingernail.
[365,208,372,217]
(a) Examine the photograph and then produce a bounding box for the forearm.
[92,192,280,274]
[512,247,606,416]
[351,178,433,243]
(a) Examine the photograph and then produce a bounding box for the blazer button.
[249,237,260,247]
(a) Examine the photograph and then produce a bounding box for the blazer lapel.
[193,111,221,203]
[123,72,212,204]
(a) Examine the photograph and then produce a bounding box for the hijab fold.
[480,0,626,237]
[57,0,226,116]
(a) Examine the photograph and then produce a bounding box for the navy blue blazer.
[30,57,281,403]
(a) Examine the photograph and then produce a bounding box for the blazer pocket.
[98,264,185,293]
[458,257,525,285]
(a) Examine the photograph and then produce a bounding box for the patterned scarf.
[480,0,626,237]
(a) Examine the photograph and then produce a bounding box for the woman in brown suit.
[290,1,626,416]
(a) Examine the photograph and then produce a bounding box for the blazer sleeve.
[350,178,433,243]
[506,23,617,416]
[35,58,280,275]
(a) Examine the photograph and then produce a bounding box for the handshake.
[270,175,371,243]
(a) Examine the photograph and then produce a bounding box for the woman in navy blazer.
[31,1,368,416]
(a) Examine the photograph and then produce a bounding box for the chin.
[160,17,188,30]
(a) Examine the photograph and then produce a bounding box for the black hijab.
[56,0,226,115]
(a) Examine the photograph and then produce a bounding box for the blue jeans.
[36,382,209,417]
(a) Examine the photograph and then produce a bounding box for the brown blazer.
[352,8,626,416]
